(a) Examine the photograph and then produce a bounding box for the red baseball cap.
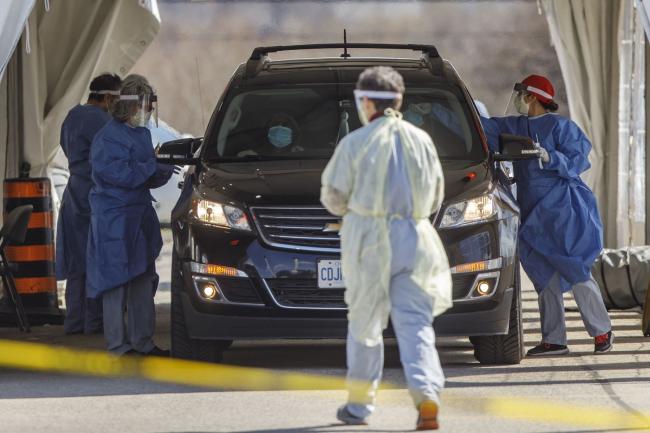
[520,75,555,104]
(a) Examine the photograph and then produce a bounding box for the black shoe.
[526,343,569,357]
[594,331,613,354]
[143,346,170,357]
[336,406,368,426]
[120,349,140,356]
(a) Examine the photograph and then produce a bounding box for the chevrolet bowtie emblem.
[323,223,341,233]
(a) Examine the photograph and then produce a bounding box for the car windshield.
[204,83,485,161]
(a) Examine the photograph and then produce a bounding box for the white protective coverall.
[321,110,452,413]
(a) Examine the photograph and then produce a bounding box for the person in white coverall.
[320,66,452,431]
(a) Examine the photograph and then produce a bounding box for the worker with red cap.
[481,74,613,356]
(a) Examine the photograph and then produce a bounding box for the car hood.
[197,159,492,206]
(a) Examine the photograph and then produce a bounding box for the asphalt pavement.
[1,231,649,433]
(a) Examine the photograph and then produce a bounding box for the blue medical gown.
[86,120,174,297]
[56,105,111,280]
[480,114,603,293]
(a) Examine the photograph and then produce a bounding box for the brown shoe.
[416,400,439,430]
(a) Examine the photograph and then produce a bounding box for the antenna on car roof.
[341,29,351,59]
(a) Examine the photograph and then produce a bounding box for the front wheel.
[471,261,524,365]
[170,250,226,363]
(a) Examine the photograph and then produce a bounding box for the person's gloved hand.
[539,147,550,163]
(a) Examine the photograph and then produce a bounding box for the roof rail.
[244,43,443,79]
[249,43,440,61]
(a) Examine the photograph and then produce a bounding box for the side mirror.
[156,138,202,165]
[493,133,540,161]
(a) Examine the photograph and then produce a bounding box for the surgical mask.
[129,109,149,128]
[514,94,530,115]
[121,92,158,128]
[403,110,424,126]
[404,102,432,126]
[268,126,293,148]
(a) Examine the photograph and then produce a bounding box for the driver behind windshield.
[238,113,304,157]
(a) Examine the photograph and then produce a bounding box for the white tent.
[0,0,160,221]
[1,0,649,251]
[0,0,35,81]
[542,0,648,248]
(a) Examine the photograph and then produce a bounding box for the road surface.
[1,231,648,432]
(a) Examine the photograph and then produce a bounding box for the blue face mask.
[268,126,293,148]
[403,110,424,126]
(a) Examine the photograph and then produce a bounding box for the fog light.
[201,283,219,300]
[476,281,491,296]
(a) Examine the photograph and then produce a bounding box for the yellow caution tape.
[0,339,386,397]
[482,396,650,430]
[1,338,650,430]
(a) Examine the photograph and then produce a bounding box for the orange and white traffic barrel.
[3,178,61,320]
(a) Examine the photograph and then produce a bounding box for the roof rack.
[249,43,440,61]
[244,43,442,78]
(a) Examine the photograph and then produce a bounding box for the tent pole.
[645,38,650,244]
[6,48,23,180]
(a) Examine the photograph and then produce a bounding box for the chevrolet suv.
[158,43,537,365]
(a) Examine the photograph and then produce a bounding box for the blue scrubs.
[56,104,110,334]
[481,114,603,294]
[87,120,174,298]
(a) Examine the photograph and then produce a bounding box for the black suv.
[159,44,537,365]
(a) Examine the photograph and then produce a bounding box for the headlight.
[195,199,252,231]
[439,195,497,228]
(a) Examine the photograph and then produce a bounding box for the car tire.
[171,250,226,363]
[471,260,524,365]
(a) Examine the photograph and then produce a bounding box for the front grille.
[264,274,479,309]
[216,277,263,305]
[452,274,475,299]
[265,278,346,309]
[250,206,341,251]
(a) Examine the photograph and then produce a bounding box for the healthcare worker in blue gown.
[481,74,613,356]
[87,74,175,356]
[56,74,122,335]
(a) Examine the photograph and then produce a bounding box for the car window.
[213,88,347,160]
[204,84,485,161]
[402,88,477,157]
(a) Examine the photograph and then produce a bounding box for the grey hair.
[111,74,154,122]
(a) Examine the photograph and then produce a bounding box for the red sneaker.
[594,331,613,353]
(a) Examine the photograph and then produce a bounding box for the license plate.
[317,260,345,289]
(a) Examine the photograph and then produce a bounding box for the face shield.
[353,89,402,125]
[147,93,159,127]
[120,93,158,128]
[504,83,529,116]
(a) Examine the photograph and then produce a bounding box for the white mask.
[129,109,150,127]
[514,94,530,115]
